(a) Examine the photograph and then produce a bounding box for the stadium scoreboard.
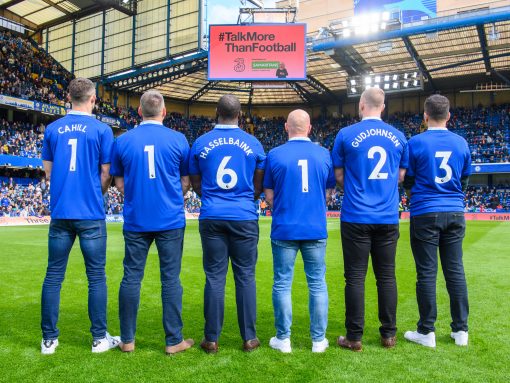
[208,24,307,81]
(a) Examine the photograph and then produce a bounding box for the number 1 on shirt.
[298,159,309,193]
[68,138,77,172]
[145,145,156,179]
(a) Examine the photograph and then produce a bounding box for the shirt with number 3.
[406,128,471,217]
[110,121,190,232]
[332,118,408,224]
[42,111,114,220]
[189,125,266,221]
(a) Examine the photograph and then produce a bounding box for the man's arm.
[101,163,112,195]
[253,169,264,200]
[263,188,274,208]
[42,160,52,181]
[335,168,344,189]
[399,168,407,185]
[114,176,125,195]
[403,175,415,197]
[190,174,202,197]
[461,176,470,192]
[181,175,191,196]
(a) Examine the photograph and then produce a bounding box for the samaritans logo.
[252,61,280,70]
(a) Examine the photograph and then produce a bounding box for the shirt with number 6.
[42,111,114,220]
[188,124,266,221]
[332,118,409,224]
[110,121,190,232]
[406,128,471,217]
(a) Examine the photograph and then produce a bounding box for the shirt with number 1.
[110,121,190,232]
[42,111,114,220]
[332,118,408,224]
[406,128,471,217]
[189,125,266,221]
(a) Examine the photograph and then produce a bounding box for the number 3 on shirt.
[435,151,452,184]
[217,156,238,189]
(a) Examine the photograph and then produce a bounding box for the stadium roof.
[0,0,135,31]
[103,5,510,105]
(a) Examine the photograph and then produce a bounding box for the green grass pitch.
[1,219,509,382]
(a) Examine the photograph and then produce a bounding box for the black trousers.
[410,212,468,334]
[341,221,400,341]
[199,219,259,342]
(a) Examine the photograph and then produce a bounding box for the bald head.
[359,87,385,118]
[285,109,311,138]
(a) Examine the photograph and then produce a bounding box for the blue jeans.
[271,239,328,341]
[41,219,107,340]
[119,228,185,346]
[410,212,468,334]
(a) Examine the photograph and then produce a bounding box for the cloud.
[208,4,239,25]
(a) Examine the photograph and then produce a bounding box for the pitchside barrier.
[1,212,509,227]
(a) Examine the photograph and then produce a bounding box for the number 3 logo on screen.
[234,58,245,72]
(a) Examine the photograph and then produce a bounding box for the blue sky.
[207,0,277,25]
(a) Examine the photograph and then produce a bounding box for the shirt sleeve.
[462,140,472,177]
[326,153,336,189]
[262,154,273,189]
[406,140,415,177]
[255,140,266,170]
[331,130,344,168]
[399,138,410,169]
[188,141,200,175]
[180,135,190,176]
[109,139,123,176]
[41,127,53,161]
[100,126,114,165]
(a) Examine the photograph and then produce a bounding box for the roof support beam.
[287,82,313,104]
[477,24,491,73]
[306,75,337,102]
[0,0,23,10]
[428,52,510,73]
[492,69,510,86]
[188,81,219,103]
[402,36,436,90]
[40,0,71,15]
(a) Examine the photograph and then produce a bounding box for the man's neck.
[72,105,92,114]
[361,114,381,120]
[288,134,309,140]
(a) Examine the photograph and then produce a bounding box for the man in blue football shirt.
[110,90,194,355]
[41,78,119,354]
[332,87,408,351]
[403,95,471,348]
[189,95,265,353]
[263,109,335,354]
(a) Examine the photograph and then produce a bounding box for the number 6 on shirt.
[217,156,238,189]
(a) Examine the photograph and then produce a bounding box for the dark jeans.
[410,212,469,334]
[41,219,107,340]
[119,228,185,346]
[341,221,399,341]
[199,219,259,342]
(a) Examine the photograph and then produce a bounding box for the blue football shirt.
[189,125,266,221]
[264,138,336,240]
[407,127,471,217]
[110,121,190,232]
[42,111,114,220]
[332,118,409,224]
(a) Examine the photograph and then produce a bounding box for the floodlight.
[350,79,356,86]
[404,73,409,79]
[403,81,409,87]
[393,74,398,81]
[371,24,379,33]
[392,83,398,89]
[374,76,381,83]
[412,72,418,78]
[352,17,360,26]
[380,22,387,30]
[344,29,351,37]
[373,84,380,88]
[384,83,390,90]
[365,85,372,90]
[382,12,390,21]
[413,80,418,86]
[365,77,372,85]
[342,20,349,28]
[384,75,390,82]
[351,87,356,93]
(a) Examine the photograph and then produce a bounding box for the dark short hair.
[68,78,95,104]
[217,95,241,120]
[424,94,450,121]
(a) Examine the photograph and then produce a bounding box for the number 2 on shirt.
[368,146,388,180]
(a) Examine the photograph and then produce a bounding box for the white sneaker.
[269,336,292,353]
[451,331,468,346]
[41,339,59,355]
[312,338,329,353]
[91,332,121,353]
[404,331,436,348]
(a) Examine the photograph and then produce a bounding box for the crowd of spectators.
[0,119,44,158]
[464,185,510,212]
[0,177,50,217]
[0,30,72,105]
